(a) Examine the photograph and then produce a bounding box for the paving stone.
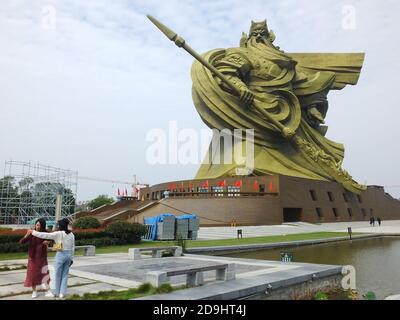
[0,277,96,298]
[0,271,26,286]
[1,283,125,300]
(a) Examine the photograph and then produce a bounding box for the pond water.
[224,237,400,299]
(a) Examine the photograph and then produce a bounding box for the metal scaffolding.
[0,161,78,224]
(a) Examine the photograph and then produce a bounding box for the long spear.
[146,15,294,138]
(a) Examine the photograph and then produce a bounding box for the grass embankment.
[0,231,354,261]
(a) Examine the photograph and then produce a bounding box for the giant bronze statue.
[148,16,366,194]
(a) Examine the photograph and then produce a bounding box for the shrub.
[73,217,101,229]
[136,283,152,293]
[105,221,147,244]
[363,291,376,300]
[0,234,25,243]
[314,292,329,300]
[75,237,122,247]
[73,229,107,240]
[0,242,28,253]
[155,283,173,294]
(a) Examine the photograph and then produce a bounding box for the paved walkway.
[197,220,400,240]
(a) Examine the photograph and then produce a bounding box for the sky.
[1,0,400,201]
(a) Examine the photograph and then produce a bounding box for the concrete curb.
[186,233,386,254]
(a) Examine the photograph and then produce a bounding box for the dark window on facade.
[343,193,349,202]
[370,208,374,216]
[332,208,338,217]
[316,207,323,218]
[357,195,363,203]
[310,190,318,201]
[146,193,150,199]
[259,184,265,193]
[347,208,353,217]
[327,192,334,202]
[361,208,366,216]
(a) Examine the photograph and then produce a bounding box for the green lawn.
[0,231,354,261]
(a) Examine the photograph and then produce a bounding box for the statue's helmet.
[249,20,269,42]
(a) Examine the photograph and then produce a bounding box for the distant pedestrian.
[370,216,375,227]
[377,217,381,226]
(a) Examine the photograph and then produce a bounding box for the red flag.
[253,180,259,191]
[234,180,242,188]
[268,182,273,192]
[169,183,177,191]
[218,180,226,187]
[118,188,120,196]
[125,188,128,196]
[180,182,184,192]
[202,180,209,188]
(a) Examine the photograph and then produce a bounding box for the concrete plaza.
[0,251,342,300]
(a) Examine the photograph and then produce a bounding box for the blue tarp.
[176,214,197,220]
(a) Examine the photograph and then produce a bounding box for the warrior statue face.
[249,20,269,43]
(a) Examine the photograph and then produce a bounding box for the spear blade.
[147,15,177,41]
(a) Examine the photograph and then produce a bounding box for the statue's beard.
[248,36,273,48]
[247,36,292,63]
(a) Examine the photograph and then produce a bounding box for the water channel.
[224,236,400,299]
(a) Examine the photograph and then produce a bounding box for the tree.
[32,182,76,215]
[88,195,115,210]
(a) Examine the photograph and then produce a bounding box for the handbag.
[51,232,64,252]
